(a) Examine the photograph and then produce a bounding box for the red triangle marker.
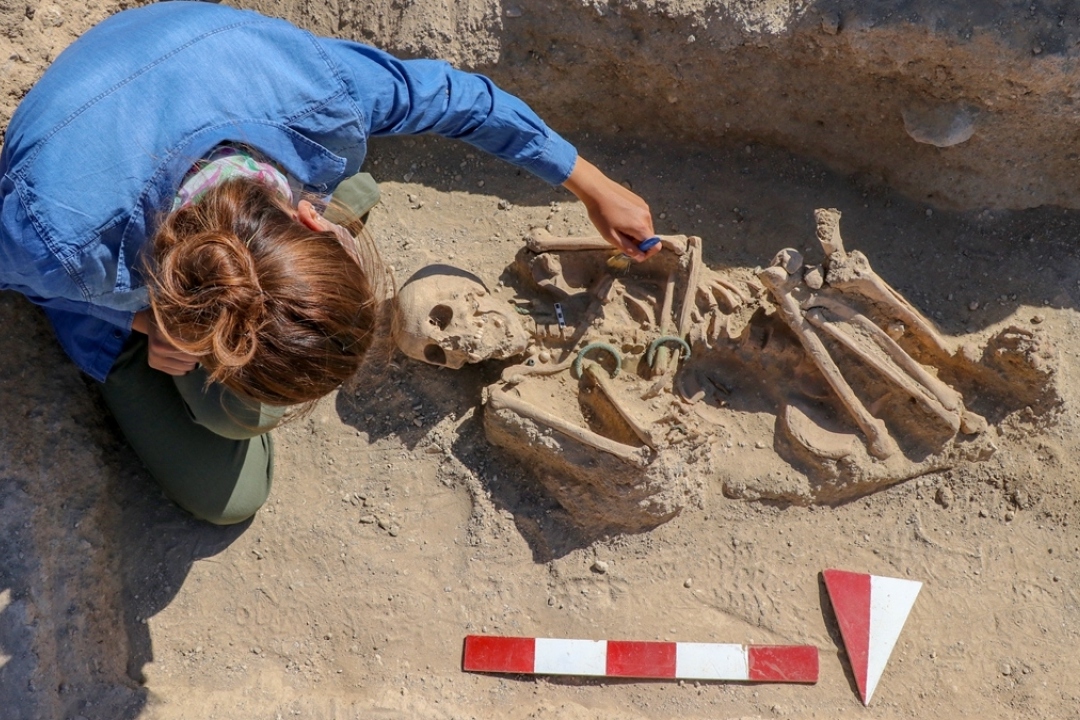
[823,569,922,705]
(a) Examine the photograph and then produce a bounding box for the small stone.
[684,578,693,588]
[591,560,609,574]
[1001,663,1013,676]
[978,508,989,518]
[969,300,980,311]
[1005,510,1016,521]
[359,514,378,524]
[936,486,954,508]
[821,11,840,34]
[1031,314,1044,324]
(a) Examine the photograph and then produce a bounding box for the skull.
[394,264,530,369]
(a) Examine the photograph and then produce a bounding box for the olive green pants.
[100,335,285,525]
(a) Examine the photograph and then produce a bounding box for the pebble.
[1031,314,1044,324]
[683,578,693,588]
[1005,510,1016,521]
[591,560,609,574]
[1001,663,1013,676]
[821,11,840,35]
[359,514,378,524]
[936,486,954,508]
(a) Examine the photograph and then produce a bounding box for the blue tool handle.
[638,236,661,252]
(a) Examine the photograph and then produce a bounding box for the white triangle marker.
[824,569,922,705]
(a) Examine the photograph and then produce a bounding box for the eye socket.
[429,304,453,330]
[424,344,447,366]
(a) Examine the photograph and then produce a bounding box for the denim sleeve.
[319,39,578,185]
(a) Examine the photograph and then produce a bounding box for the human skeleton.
[394,209,1056,532]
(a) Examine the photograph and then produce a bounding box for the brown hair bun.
[145,176,393,407]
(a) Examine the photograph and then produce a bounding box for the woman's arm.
[562,157,658,262]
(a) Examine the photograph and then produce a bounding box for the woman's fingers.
[143,316,200,375]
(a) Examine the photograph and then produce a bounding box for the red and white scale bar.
[463,636,818,683]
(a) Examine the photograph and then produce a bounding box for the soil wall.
[238,0,1080,210]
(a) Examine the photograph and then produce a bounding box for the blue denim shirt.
[0,1,578,381]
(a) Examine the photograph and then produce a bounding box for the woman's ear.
[296,200,332,232]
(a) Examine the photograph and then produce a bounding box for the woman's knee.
[153,433,275,525]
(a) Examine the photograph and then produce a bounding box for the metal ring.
[646,336,692,368]
[573,342,623,378]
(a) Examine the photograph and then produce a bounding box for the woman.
[0,1,656,524]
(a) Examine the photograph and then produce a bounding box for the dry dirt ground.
[2,1,1080,719]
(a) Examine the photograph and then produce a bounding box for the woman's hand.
[132,309,200,375]
[562,156,658,262]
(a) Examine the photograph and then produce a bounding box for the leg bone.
[759,266,900,460]
[816,210,951,356]
[804,306,962,434]
[809,296,987,434]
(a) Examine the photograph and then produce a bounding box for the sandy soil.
[2,2,1080,719]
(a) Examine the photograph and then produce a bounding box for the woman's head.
[144,176,393,407]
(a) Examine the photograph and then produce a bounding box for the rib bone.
[677,236,704,336]
[759,266,900,459]
[487,386,648,465]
